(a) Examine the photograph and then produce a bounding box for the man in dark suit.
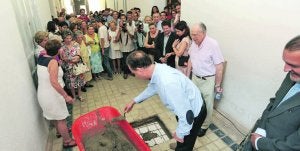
[239,35,300,151]
[155,20,176,68]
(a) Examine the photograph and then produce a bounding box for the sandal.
[56,127,72,138]
[77,96,85,102]
[63,139,77,148]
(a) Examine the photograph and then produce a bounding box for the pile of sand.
[83,117,137,151]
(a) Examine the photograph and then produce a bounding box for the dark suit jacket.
[243,73,300,151]
[155,32,176,68]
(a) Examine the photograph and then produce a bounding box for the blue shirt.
[134,64,204,139]
[156,20,163,32]
[277,82,300,107]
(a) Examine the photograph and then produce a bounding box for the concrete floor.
[47,73,245,151]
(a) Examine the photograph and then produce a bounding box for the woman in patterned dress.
[74,30,94,91]
[60,30,85,101]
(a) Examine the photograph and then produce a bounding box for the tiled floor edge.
[209,123,238,151]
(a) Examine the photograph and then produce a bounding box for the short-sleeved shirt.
[188,36,224,76]
[120,23,135,52]
[98,25,110,48]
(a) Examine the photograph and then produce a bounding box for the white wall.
[48,0,58,18]
[106,0,115,10]
[181,0,300,129]
[88,0,102,12]
[0,1,49,150]
[127,0,166,18]
[117,0,124,11]
[36,0,52,30]
[153,0,167,14]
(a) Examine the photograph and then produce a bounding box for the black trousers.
[175,102,207,151]
[122,51,132,74]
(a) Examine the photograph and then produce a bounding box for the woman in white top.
[37,39,76,148]
[108,21,123,74]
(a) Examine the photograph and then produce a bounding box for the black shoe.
[81,87,87,92]
[105,76,113,81]
[56,128,72,138]
[85,84,94,87]
[197,128,208,137]
[123,74,128,79]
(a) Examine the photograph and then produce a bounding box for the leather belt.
[194,74,215,80]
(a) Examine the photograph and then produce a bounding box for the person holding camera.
[120,11,136,79]
[134,20,147,54]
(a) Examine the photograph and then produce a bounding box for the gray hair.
[199,22,207,33]
[74,30,83,38]
[61,29,73,40]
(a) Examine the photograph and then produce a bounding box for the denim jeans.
[102,47,113,77]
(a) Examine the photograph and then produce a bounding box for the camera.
[122,21,127,32]
[135,20,144,32]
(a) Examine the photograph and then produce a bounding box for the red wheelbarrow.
[72,106,151,151]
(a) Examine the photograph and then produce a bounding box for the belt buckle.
[195,75,206,80]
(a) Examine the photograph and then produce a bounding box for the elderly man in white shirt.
[188,22,225,137]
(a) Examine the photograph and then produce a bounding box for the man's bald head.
[191,23,206,33]
[190,22,207,45]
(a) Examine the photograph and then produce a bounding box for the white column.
[123,0,127,12]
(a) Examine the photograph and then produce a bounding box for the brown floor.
[48,73,246,151]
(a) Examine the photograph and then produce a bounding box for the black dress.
[146,31,160,62]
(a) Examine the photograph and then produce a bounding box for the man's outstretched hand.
[124,100,136,113]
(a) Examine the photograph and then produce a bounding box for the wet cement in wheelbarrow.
[83,116,137,151]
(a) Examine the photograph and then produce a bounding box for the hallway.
[2,0,300,150]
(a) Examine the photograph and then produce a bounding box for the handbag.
[178,55,189,66]
[72,56,89,75]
